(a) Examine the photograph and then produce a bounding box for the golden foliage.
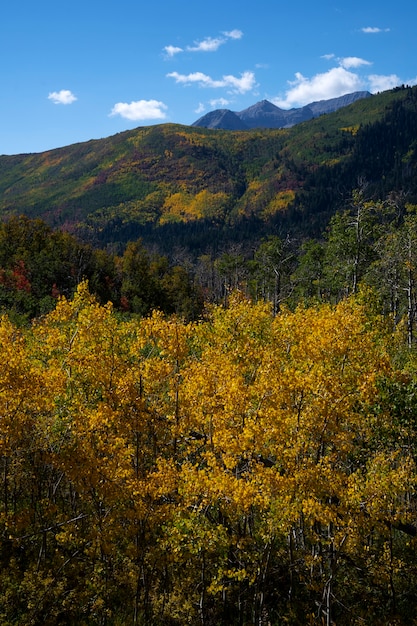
[0,283,416,624]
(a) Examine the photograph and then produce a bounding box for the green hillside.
[1,85,417,252]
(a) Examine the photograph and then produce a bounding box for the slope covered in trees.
[1,283,417,625]
[1,86,417,253]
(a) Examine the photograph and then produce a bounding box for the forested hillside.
[1,86,417,254]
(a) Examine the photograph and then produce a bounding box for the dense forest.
[1,282,417,625]
[1,188,417,338]
[2,86,417,624]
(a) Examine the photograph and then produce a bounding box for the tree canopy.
[1,282,417,624]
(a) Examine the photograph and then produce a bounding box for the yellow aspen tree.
[0,312,79,623]
[28,282,148,622]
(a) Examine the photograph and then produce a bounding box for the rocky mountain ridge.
[192,91,372,130]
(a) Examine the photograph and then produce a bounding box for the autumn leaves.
[0,283,416,624]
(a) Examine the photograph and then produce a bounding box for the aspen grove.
[1,281,417,624]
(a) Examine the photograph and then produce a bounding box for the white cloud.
[48,89,77,105]
[210,97,230,107]
[167,70,256,94]
[187,36,226,52]
[368,74,401,92]
[321,53,335,61]
[109,99,168,121]
[163,45,183,58]
[167,71,219,87]
[361,26,390,33]
[223,72,256,93]
[339,56,372,69]
[223,29,243,40]
[273,52,408,108]
[274,66,365,108]
[164,29,243,57]
[195,103,206,114]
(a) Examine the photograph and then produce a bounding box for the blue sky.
[1,0,416,155]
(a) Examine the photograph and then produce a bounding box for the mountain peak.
[239,99,282,114]
[192,108,248,130]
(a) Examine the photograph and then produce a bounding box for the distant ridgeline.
[192,91,372,130]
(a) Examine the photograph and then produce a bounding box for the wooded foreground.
[1,282,417,625]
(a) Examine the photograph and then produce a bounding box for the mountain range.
[192,91,372,130]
